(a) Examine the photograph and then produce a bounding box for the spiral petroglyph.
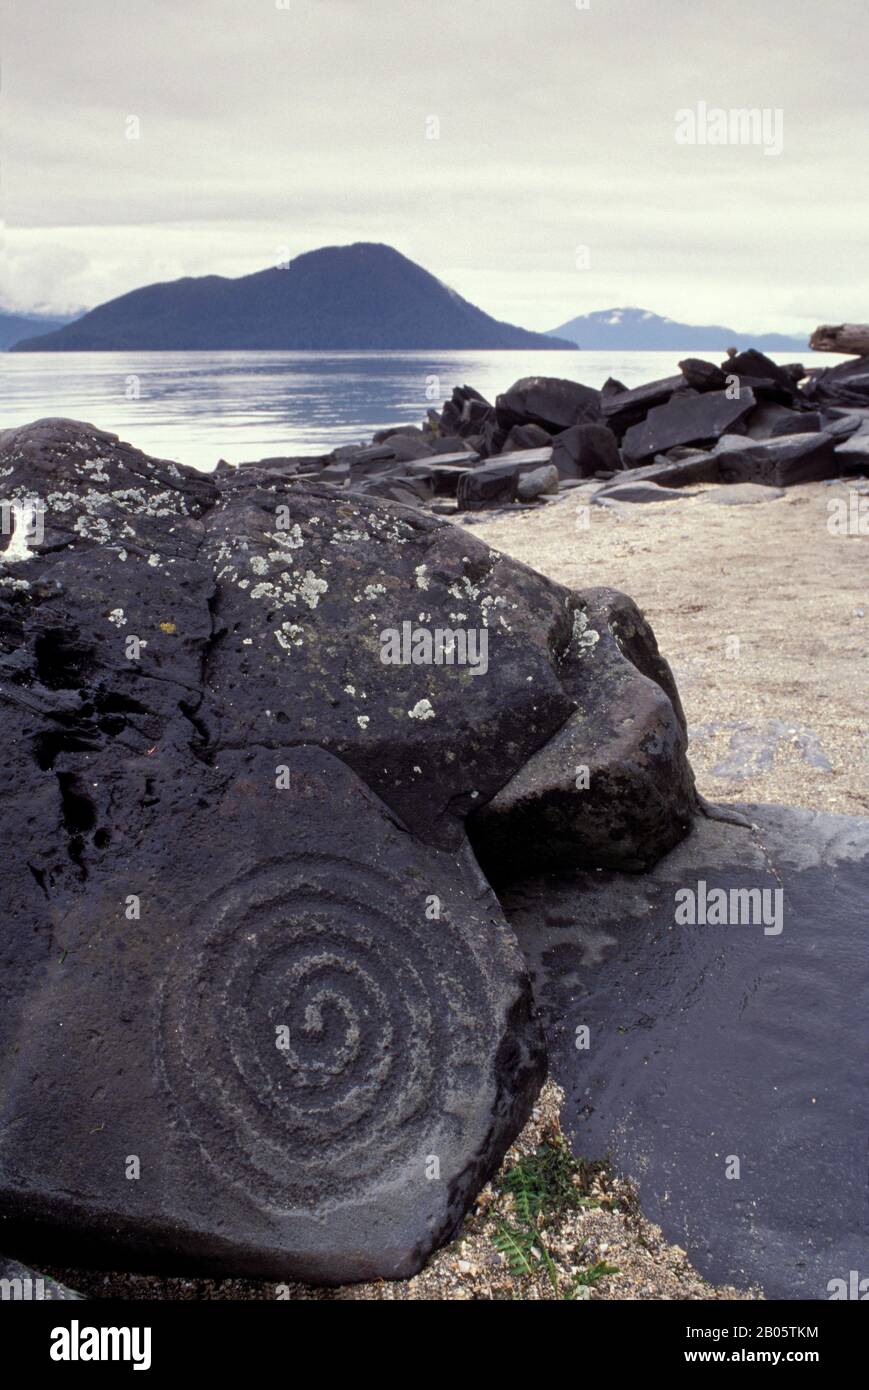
[159,852,501,1211]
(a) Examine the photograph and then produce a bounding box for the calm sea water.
[0,349,841,472]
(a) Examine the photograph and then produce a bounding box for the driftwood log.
[810,323,869,355]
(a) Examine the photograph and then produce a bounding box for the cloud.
[3,0,867,332]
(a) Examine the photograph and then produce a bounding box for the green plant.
[493,1139,619,1299]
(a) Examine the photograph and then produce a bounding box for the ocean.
[0,348,844,473]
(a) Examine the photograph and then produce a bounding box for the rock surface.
[621,388,756,464]
[0,417,696,1282]
[0,742,545,1282]
[470,588,695,879]
[503,804,869,1300]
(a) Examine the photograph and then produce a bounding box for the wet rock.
[495,377,601,434]
[621,389,756,464]
[504,805,869,1298]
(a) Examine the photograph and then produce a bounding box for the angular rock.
[402,454,479,498]
[621,389,756,464]
[238,455,328,475]
[495,377,601,434]
[833,433,869,471]
[610,451,722,490]
[678,358,729,391]
[803,354,869,408]
[550,423,622,479]
[713,431,839,485]
[429,434,473,455]
[718,349,798,404]
[516,464,559,501]
[349,473,432,505]
[470,588,695,879]
[455,449,554,512]
[501,423,552,453]
[600,374,687,436]
[745,402,821,440]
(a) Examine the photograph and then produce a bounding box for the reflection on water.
[0,348,837,472]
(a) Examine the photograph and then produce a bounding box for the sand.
[472,477,867,816]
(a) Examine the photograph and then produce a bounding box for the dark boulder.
[0,743,545,1283]
[515,464,559,501]
[551,423,622,479]
[718,349,799,405]
[745,402,821,440]
[501,423,552,453]
[470,588,695,880]
[803,354,869,408]
[601,374,687,437]
[455,449,554,512]
[0,417,697,1284]
[678,358,729,391]
[833,433,869,472]
[495,377,601,434]
[621,389,756,464]
[713,431,839,485]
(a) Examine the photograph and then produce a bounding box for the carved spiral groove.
[158,853,491,1210]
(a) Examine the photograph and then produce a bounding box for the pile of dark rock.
[233,349,869,512]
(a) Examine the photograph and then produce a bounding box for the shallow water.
[0,348,844,472]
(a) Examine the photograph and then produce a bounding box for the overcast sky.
[2,0,866,334]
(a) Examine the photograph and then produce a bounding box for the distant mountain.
[0,310,75,350]
[11,244,574,352]
[547,307,808,353]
